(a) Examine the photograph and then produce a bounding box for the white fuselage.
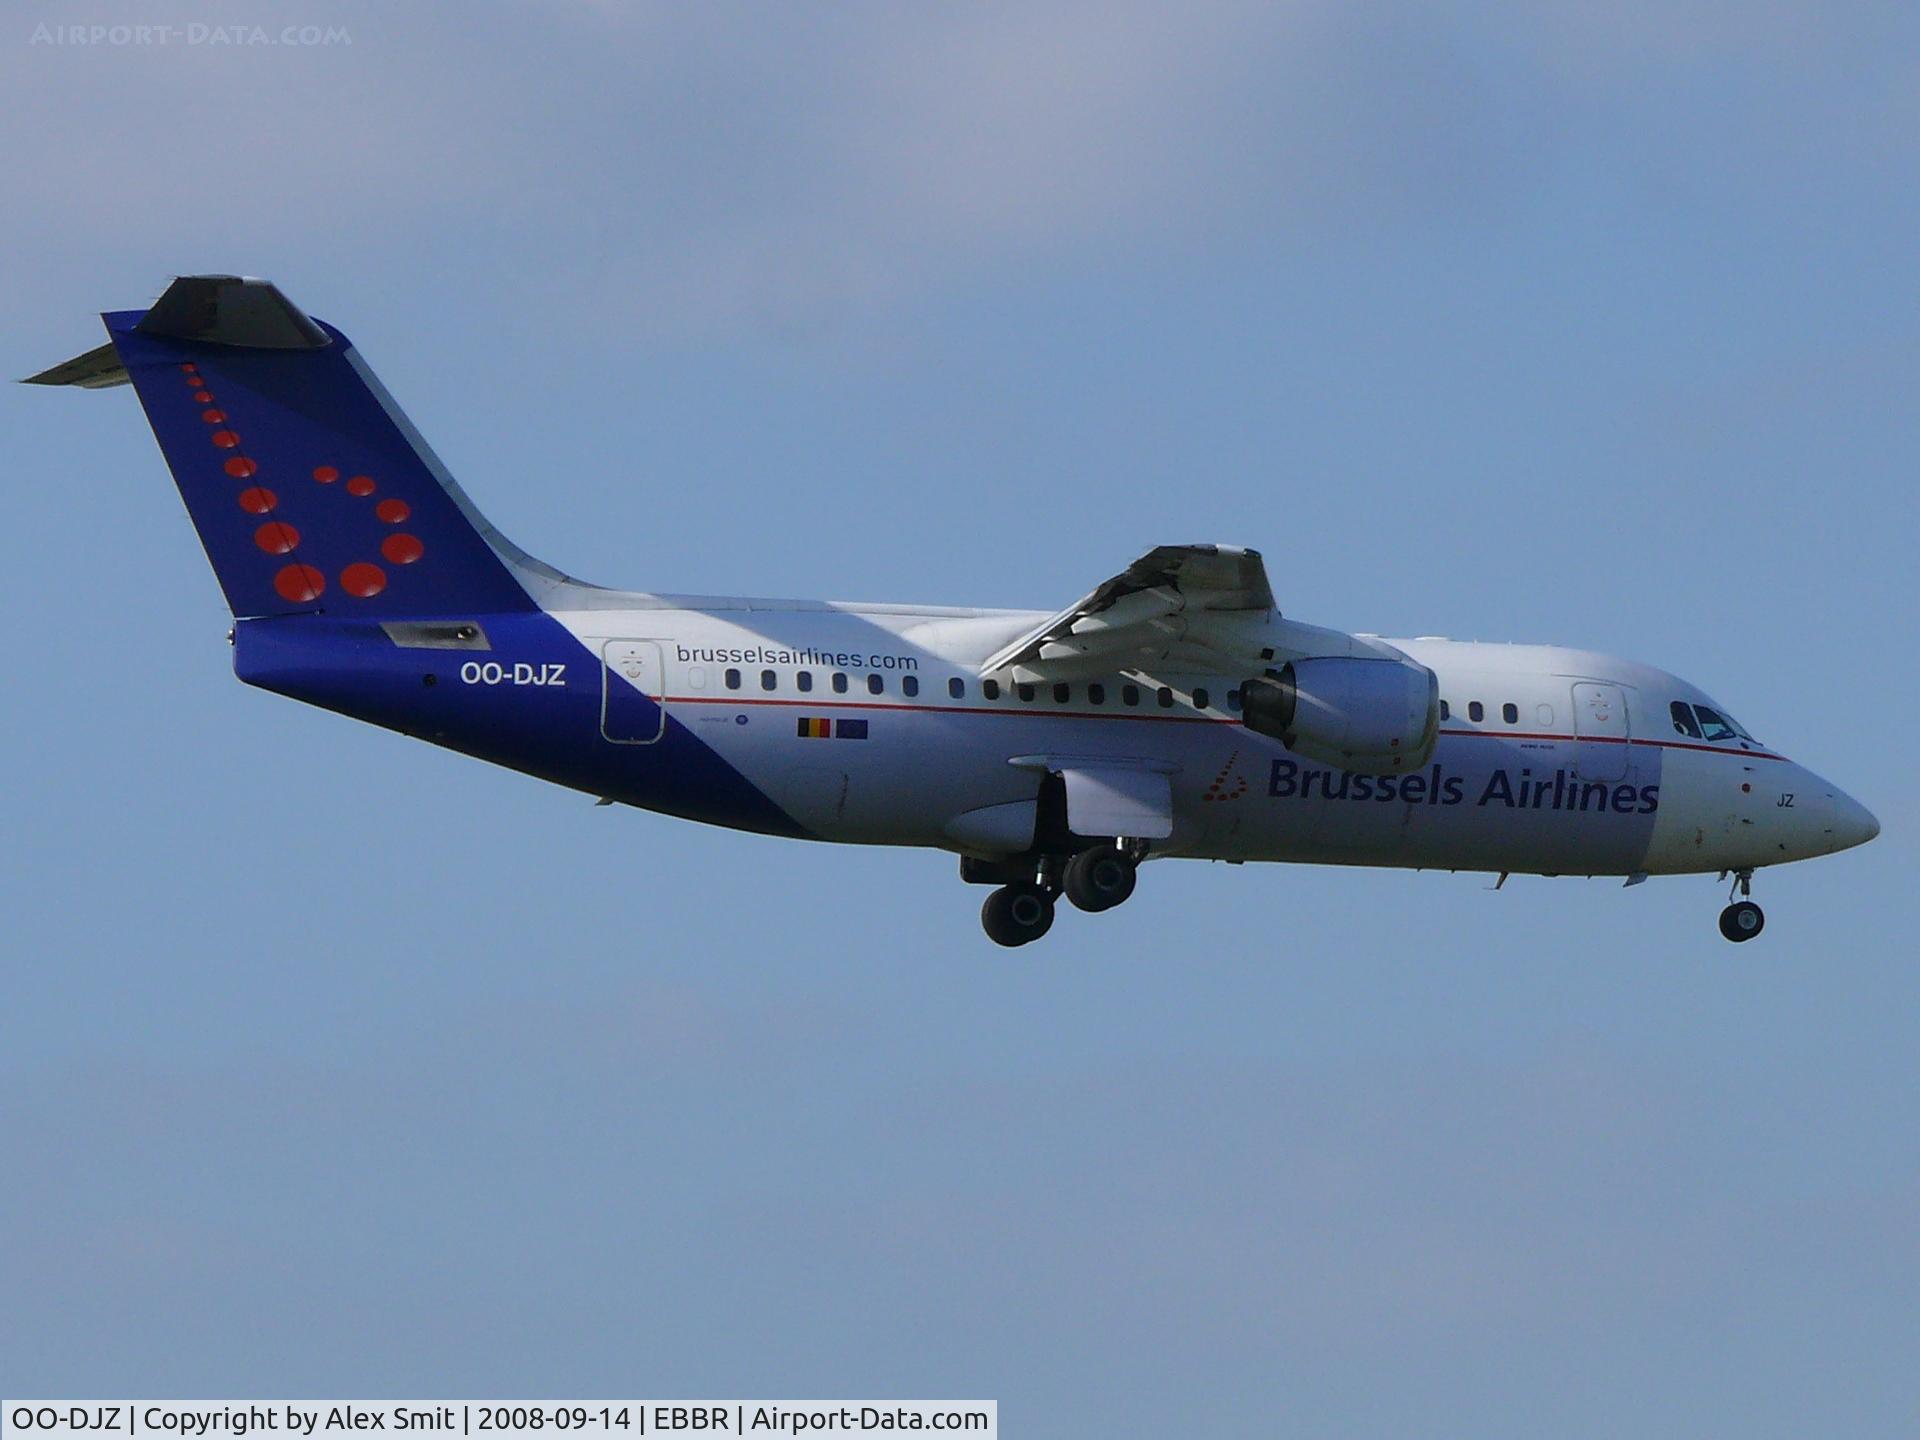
[539,600,1875,878]
[58,273,1879,944]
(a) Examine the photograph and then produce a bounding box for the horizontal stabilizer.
[136,274,330,349]
[22,342,128,388]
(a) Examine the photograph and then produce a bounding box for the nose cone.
[1830,790,1880,852]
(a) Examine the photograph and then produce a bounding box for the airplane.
[30,275,1879,946]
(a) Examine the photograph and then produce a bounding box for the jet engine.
[1242,656,1438,774]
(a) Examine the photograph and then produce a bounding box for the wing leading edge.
[981,544,1277,680]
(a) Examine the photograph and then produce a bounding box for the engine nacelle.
[1242,656,1438,774]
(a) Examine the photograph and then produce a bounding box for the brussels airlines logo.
[1270,759,1659,815]
[174,361,424,604]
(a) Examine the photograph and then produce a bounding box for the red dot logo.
[346,475,375,496]
[375,498,410,524]
[255,521,300,555]
[381,533,424,565]
[202,409,226,424]
[211,430,240,449]
[274,563,326,603]
[313,466,339,484]
[193,390,213,403]
[237,487,277,514]
[225,456,258,479]
[179,363,197,374]
[340,562,386,598]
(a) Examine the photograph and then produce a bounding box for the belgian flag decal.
[795,717,868,740]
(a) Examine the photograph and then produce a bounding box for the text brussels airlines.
[1270,760,1659,815]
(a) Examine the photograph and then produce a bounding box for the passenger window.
[688,666,708,690]
[1088,683,1106,705]
[831,672,848,694]
[1536,703,1553,725]
[1053,682,1070,704]
[725,668,742,691]
[1502,702,1518,724]
[1468,701,1484,723]
[1440,700,1450,721]
[983,679,1000,700]
[948,677,965,699]
[1193,687,1211,710]
[867,673,884,695]
[1157,687,1174,708]
[760,669,777,692]
[1226,688,1241,711]
[1670,702,1702,739]
[1692,704,1740,743]
[797,671,813,693]
[1018,683,1035,702]
[1123,684,1140,706]
[902,675,919,698]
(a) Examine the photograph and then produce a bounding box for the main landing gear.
[981,883,1055,947]
[1064,843,1137,913]
[1718,868,1765,943]
[970,842,1144,947]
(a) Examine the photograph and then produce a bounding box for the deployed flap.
[982,543,1275,680]
[1059,765,1173,840]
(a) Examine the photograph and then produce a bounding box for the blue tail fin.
[40,275,537,618]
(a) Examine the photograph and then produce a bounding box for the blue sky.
[2,3,1915,1434]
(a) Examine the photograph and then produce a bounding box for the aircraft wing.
[981,544,1277,680]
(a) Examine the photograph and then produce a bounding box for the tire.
[982,883,1056,946]
[1718,900,1765,942]
[1064,845,1138,913]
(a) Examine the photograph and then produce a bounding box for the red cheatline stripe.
[667,694,1237,724]
[1435,727,1783,761]
[654,696,1789,756]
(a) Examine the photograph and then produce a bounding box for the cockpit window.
[1691,704,1745,743]
[1670,701,1703,739]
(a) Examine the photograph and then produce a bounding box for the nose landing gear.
[1718,868,1765,942]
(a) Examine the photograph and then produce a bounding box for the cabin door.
[1570,682,1630,781]
[602,640,667,743]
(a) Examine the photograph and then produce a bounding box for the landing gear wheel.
[1063,845,1138,913]
[1719,900,1765,942]
[982,883,1056,947]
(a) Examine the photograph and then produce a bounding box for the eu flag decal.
[836,718,869,740]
